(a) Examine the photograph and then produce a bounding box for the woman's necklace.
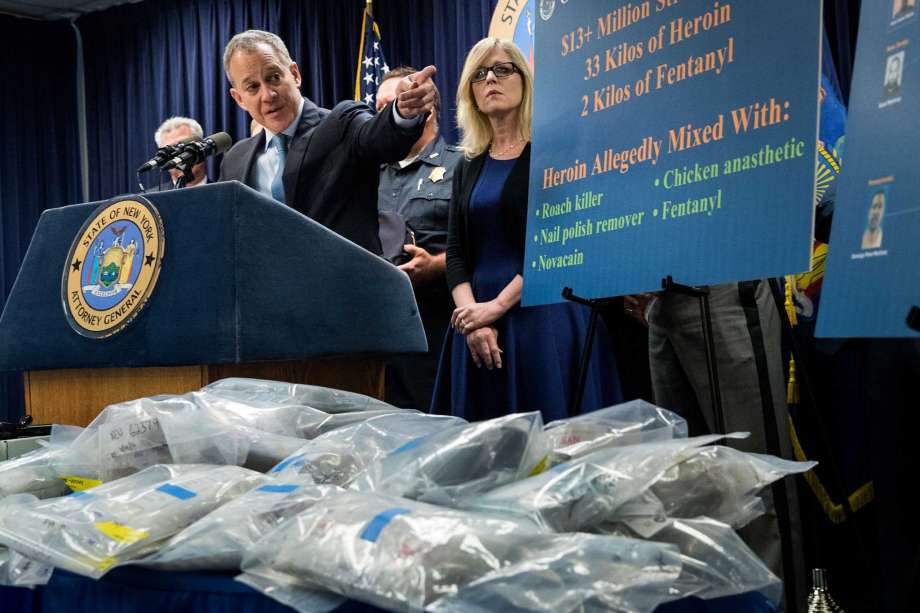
[489,137,525,158]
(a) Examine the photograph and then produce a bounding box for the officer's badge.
[62,196,165,339]
[428,166,446,183]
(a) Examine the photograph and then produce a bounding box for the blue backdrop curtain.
[77,0,496,201]
[824,0,860,103]
[0,15,82,422]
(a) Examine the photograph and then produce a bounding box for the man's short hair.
[381,66,418,83]
[223,30,293,85]
[381,66,440,114]
[154,116,203,147]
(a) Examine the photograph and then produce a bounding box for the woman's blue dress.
[431,156,622,423]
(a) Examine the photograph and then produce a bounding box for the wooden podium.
[1,183,425,426]
[23,359,385,427]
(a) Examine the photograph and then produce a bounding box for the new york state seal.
[62,197,165,338]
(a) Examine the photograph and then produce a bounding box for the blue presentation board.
[816,1,920,338]
[522,0,821,306]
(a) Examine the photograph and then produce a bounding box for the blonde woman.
[431,38,621,421]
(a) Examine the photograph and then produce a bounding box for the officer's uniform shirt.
[378,136,462,257]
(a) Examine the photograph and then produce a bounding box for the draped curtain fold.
[78,0,496,201]
[0,15,82,422]
[824,0,860,103]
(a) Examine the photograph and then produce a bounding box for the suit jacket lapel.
[284,98,324,207]
[240,131,265,189]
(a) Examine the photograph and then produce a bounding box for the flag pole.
[355,1,371,100]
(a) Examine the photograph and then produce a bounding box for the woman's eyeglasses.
[471,62,519,83]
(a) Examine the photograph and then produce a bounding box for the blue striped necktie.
[271,134,288,204]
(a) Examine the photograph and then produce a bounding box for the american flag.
[354,8,390,107]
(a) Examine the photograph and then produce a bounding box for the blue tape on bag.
[156,483,197,500]
[360,508,411,542]
[270,454,306,473]
[389,437,424,456]
[256,484,299,494]
[69,491,94,499]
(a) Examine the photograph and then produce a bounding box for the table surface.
[1,565,778,613]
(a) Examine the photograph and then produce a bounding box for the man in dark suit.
[219,30,438,255]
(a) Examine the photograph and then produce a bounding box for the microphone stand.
[174,161,196,189]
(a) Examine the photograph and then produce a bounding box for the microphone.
[137,144,182,173]
[162,132,233,171]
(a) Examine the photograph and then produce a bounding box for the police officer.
[376,66,461,410]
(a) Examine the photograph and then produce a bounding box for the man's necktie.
[271,134,288,204]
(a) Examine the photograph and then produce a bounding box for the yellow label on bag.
[62,476,103,492]
[96,556,119,571]
[528,456,549,477]
[94,521,149,545]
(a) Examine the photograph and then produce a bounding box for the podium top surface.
[0,182,426,371]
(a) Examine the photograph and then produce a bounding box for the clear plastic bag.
[645,446,816,528]
[191,388,416,440]
[351,412,545,506]
[240,491,682,613]
[50,396,288,484]
[0,464,266,578]
[460,433,745,532]
[598,515,782,604]
[541,400,688,467]
[0,546,53,588]
[295,409,422,440]
[52,388,413,485]
[51,396,237,484]
[269,413,465,485]
[202,377,398,414]
[138,482,343,571]
[427,532,682,613]
[0,425,83,498]
[0,495,53,587]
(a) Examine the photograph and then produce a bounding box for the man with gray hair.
[218,29,438,255]
[151,116,208,189]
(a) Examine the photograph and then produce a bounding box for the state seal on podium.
[62,196,165,339]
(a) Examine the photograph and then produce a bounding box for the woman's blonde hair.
[456,37,533,159]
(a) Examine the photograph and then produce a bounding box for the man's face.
[887,56,902,84]
[159,124,204,183]
[228,43,302,134]
[375,77,400,113]
[868,193,885,230]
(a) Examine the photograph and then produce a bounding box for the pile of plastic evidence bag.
[460,433,748,531]
[0,464,265,578]
[50,381,415,485]
[139,482,344,571]
[239,491,683,613]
